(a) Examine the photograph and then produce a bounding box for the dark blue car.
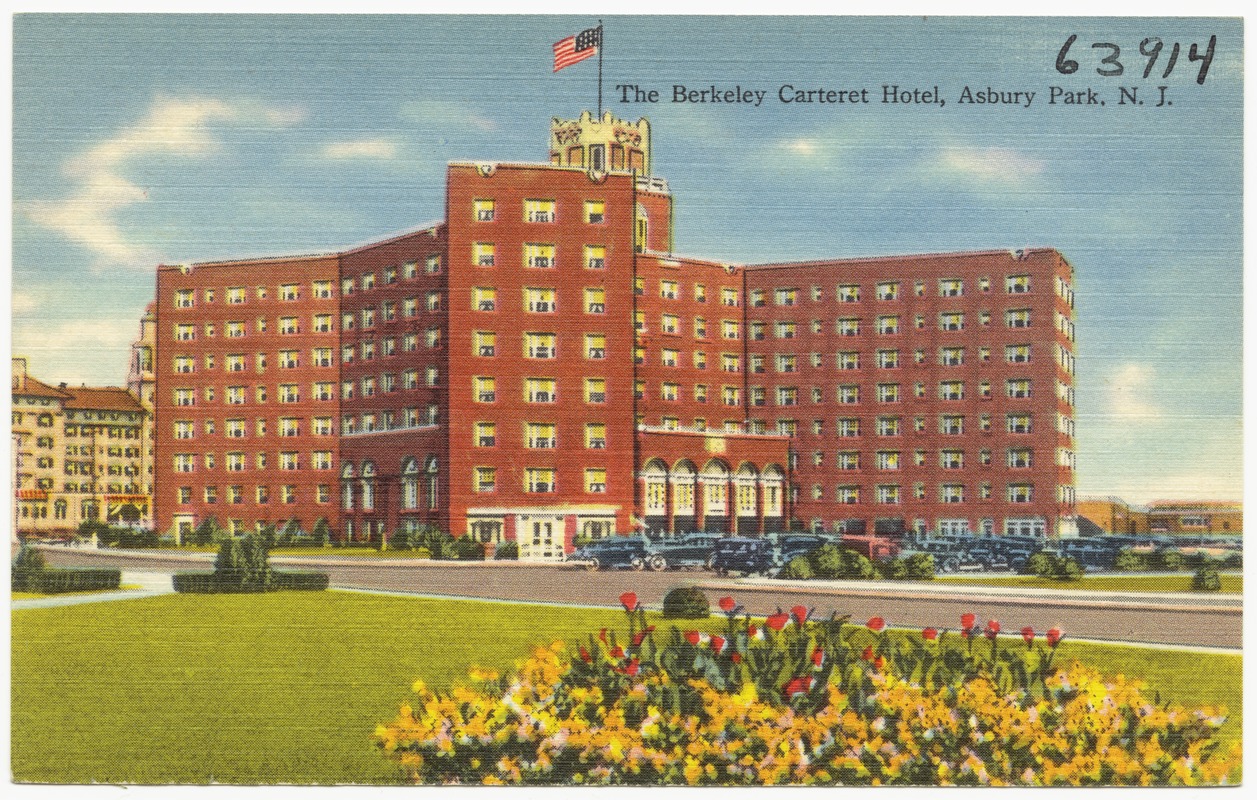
[565,536,652,571]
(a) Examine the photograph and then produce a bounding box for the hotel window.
[1007,448,1033,468]
[837,451,860,470]
[749,387,766,406]
[312,381,333,400]
[749,289,766,307]
[940,415,964,435]
[382,373,397,393]
[473,376,496,403]
[876,281,899,301]
[470,421,495,448]
[526,378,557,403]
[1007,414,1033,434]
[721,287,739,307]
[693,317,708,339]
[1006,379,1032,399]
[280,452,300,471]
[1006,274,1031,294]
[979,311,992,326]
[694,284,707,303]
[279,417,300,437]
[634,380,645,400]
[279,384,299,403]
[174,355,195,374]
[1006,344,1032,363]
[661,383,679,401]
[838,284,860,303]
[811,354,823,369]
[878,383,900,403]
[914,450,926,466]
[634,277,645,296]
[474,331,496,357]
[777,387,798,407]
[660,280,678,299]
[776,354,797,373]
[526,422,557,449]
[914,484,926,500]
[979,448,992,466]
[524,199,555,223]
[174,454,196,473]
[941,484,966,504]
[279,350,298,369]
[915,382,926,399]
[584,287,605,313]
[361,272,376,290]
[660,348,678,367]
[475,467,497,493]
[749,321,766,341]
[662,314,679,334]
[312,280,332,299]
[279,283,299,301]
[980,414,992,432]
[203,289,216,303]
[876,315,899,334]
[382,301,397,321]
[473,198,495,221]
[723,319,741,339]
[939,278,964,297]
[309,314,331,333]
[775,321,796,339]
[401,369,418,390]
[877,485,901,505]
[775,287,798,306]
[525,332,556,359]
[836,486,860,504]
[722,386,741,406]
[204,323,216,337]
[174,420,195,440]
[694,384,708,403]
[876,416,901,436]
[525,468,556,493]
[474,242,496,266]
[226,452,245,472]
[721,353,741,373]
[876,451,901,470]
[313,417,332,436]
[425,327,442,348]
[224,419,245,438]
[836,351,860,371]
[1007,484,1034,503]
[175,324,195,341]
[227,286,246,304]
[940,450,964,469]
[939,347,965,366]
[585,334,607,359]
[226,321,246,338]
[877,349,899,368]
[939,381,965,401]
[203,486,219,505]
[425,255,442,274]
[203,387,216,402]
[837,418,861,437]
[360,341,376,361]
[525,287,556,313]
[744,354,762,374]
[175,289,194,308]
[777,419,797,437]
[585,422,607,449]
[341,277,354,296]
[837,385,860,404]
[811,285,824,302]
[312,348,332,367]
[914,314,925,330]
[1005,308,1032,328]
[812,386,823,402]
[226,386,246,405]
[525,243,556,268]
[466,286,495,312]
[584,468,607,494]
[939,312,964,331]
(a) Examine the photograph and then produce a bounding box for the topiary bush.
[1023,551,1056,577]
[661,586,709,619]
[175,534,326,593]
[494,541,519,560]
[779,555,814,580]
[1192,563,1223,592]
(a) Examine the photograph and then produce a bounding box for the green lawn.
[11,585,142,600]
[934,573,1243,594]
[11,591,1243,784]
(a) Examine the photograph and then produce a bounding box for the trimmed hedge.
[271,571,330,591]
[173,570,329,594]
[661,586,710,619]
[14,567,121,594]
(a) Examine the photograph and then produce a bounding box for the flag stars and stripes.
[553,27,601,72]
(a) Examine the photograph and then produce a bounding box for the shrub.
[190,516,222,547]
[22,569,121,594]
[1193,563,1223,592]
[876,557,909,580]
[494,541,519,560]
[1057,557,1085,582]
[171,572,222,594]
[13,545,46,574]
[779,555,814,580]
[453,537,486,561]
[1024,551,1084,581]
[1156,549,1185,572]
[313,517,332,548]
[1113,549,1147,572]
[903,552,936,580]
[809,545,875,580]
[270,571,330,591]
[1221,551,1242,569]
[661,586,709,619]
[1024,550,1056,577]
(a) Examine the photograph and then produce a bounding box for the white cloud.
[399,100,497,132]
[934,145,1045,188]
[11,290,39,315]
[23,95,302,270]
[1105,363,1163,422]
[320,139,399,160]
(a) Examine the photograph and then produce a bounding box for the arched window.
[639,459,668,515]
[341,463,356,511]
[361,462,376,511]
[425,456,439,511]
[670,461,697,515]
[401,458,420,510]
[53,499,67,520]
[735,464,759,516]
[760,465,785,517]
[700,460,730,513]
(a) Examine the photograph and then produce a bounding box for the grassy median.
[11,590,1242,784]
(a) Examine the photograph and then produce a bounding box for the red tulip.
[810,646,825,667]
[685,630,702,646]
[619,592,639,611]
[731,652,743,664]
[624,658,641,677]
[709,635,727,653]
[765,613,790,631]
[747,624,761,639]
[873,655,884,670]
[609,645,625,659]
[579,646,592,663]
[867,616,886,632]
[1046,627,1063,647]
[791,605,810,624]
[718,596,737,612]
[985,620,1001,640]
[631,626,655,647]
[782,675,815,698]
[961,613,976,630]
[922,627,939,641]
[598,628,608,643]
[1021,626,1035,645]
[861,646,874,662]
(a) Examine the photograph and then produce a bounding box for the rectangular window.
[585,378,606,403]
[585,422,607,449]
[876,485,901,504]
[473,331,496,357]
[837,385,860,404]
[876,416,901,436]
[940,415,965,435]
[279,417,300,437]
[585,468,607,493]
[473,198,495,222]
[525,468,555,493]
[1005,308,1032,328]
[226,321,245,338]
[526,378,556,403]
[721,287,739,307]
[1007,448,1033,468]
[940,449,964,469]
[524,332,556,359]
[1007,414,1033,434]
[475,422,496,447]
[174,355,195,374]
[584,200,605,223]
[524,199,556,223]
[524,243,556,268]
[776,354,797,373]
[941,485,966,504]
[1006,379,1032,399]
[877,383,900,403]
[475,467,497,493]
[838,284,860,303]
[1007,483,1034,503]
[721,386,740,406]
[939,312,965,331]
[524,287,556,313]
[836,486,860,504]
[876,315,899,334]
[777,387,798,406]
[526,422,557,449]
[279,350,299,369]
[876,451,901,470]
[773,321,796,340]
[837,418,861,437]
[175,324,196,341]
[474,376,496,403]
[175,289,194,308]
[939,381,965,401]
[837,451,860,470]
[876,349,899,369]
[227,286,246,304]
[660,347,678,367]
[876,281,899,301]
[775,287,798,306]
[1006,274,1031,294]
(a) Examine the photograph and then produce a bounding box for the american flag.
[553,27,601,72]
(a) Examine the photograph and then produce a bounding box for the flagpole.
[597,21,604,118]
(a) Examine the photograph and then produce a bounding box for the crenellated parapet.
[549,110,651,175]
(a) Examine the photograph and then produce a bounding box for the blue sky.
[10,14,1243,503]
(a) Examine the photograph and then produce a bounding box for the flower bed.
[376,593,1240,786]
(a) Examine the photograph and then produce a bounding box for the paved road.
[31,547,1242,650]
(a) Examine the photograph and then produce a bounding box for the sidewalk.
[12,570,174,610]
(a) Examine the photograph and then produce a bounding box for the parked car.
[645,532,722,571]
[565,536,653,571]
[709,537,777,576]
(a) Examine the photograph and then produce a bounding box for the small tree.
[1192,562,1223,592]
[192,516,221,547]
[313,517,331,548]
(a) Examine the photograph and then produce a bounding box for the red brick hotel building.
[151,111,1078,557]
